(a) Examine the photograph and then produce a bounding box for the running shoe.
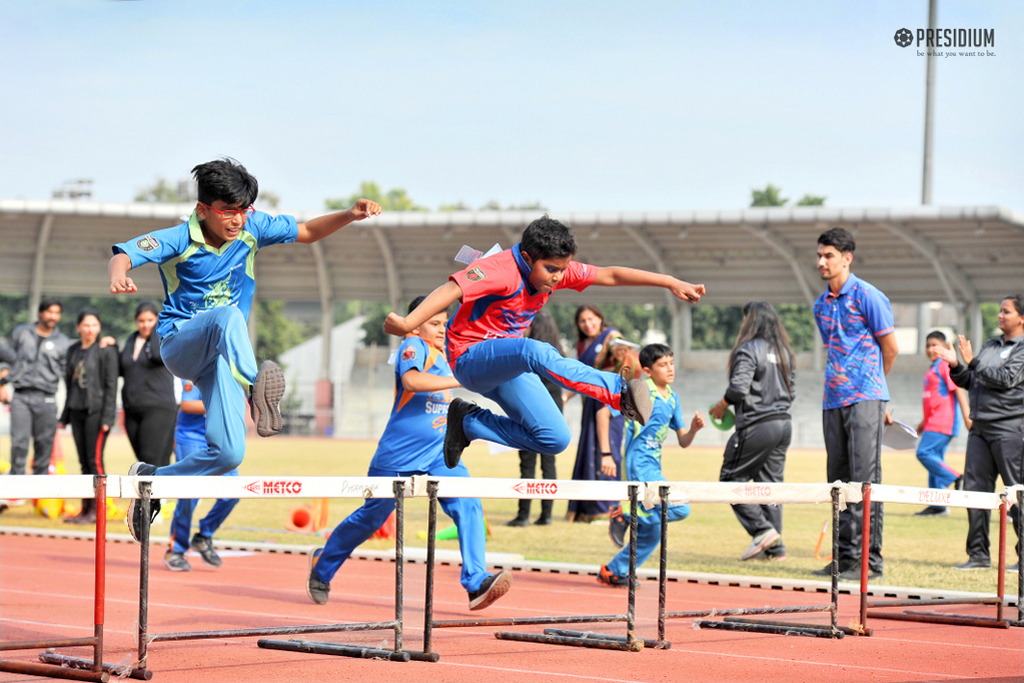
[163,550,191,572]
[126,462,160,543]
[620,379,653,426]
[444,398,480,469]
[914,506,949,517]
[468,569,512,611]
[608,506,628,549]
[954,557,991,570]
[307,548,330,605]
[596,564,635,588]
[250,360,286,437]
[191,534,223,568]
[741,528,781,561]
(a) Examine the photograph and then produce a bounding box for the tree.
[134,178,195,203]
[796,194,826,206]
[255,300,313,364]
[750,184,787,207]
[325,181,426,212]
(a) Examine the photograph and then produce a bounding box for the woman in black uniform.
[940,294,1024,571]
[120,301,176,467]
[710,301,796,561]
[60,309,119,524]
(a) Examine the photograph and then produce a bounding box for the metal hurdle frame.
[860,483,1022,631]
[0,476,131,682]
[121,476,437,678]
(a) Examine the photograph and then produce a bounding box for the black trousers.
[720,418,791,555]
[823,400,885,573]
[516,450,557,518]
[65,408,109,477]
[124,407,177,468]
[10,390,58,475]
[963,418,1023,562]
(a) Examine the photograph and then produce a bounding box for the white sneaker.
[741,528,781,561]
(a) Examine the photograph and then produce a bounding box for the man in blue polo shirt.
[108,158,380,541]
[811,227,898,581]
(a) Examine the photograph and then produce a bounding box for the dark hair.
[407,295,427,315]
[639,343,673,369]
[134,300,160,319]
[76,308,101,326]
[527,311,564,357]
[817,227,856,254]
[521,215,578,261]
[574,304,608,342]
[729,301,795,394]
[925,330,947,343]
[38,297,62,314]
[192,158,259,207]
[1003,294,1024,317]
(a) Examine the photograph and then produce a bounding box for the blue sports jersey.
[112,211,298,338]
[622,378,684,482]
[813,273,895,410]
[175,379,206,443]
[370,336,454,472]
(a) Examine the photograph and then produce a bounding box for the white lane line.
[438,661,661,683]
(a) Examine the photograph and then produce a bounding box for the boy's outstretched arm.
[592,267,705,303]
[296,198,382,244]
[676,412,706,448]
[384,281,463,337]
[108,253,138,294]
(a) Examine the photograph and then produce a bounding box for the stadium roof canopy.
[1,199,1021,354]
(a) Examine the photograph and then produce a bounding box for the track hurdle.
[0,475,140,682]
[862,483,1019,630]
[120,475,437,677]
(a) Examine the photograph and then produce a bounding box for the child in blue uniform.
[383,216,705,469]
[164,379,240,572]
[599,344,705,587]
[109,158,381,540]
[307,297,512,611]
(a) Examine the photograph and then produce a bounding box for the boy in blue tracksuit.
[306,297,512,611]
[109,158,381,541]
[599,344,705,587]
[164,379,240,572]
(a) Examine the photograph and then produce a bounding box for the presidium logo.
[893,26,995,51]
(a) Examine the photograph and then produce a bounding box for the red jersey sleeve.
[939,360,959,393]
[449,254,516,301]
[556,261,597,293]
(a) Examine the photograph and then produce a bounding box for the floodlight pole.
[921,0,937,205]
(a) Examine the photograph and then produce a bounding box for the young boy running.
[914,330,971,516]
[307,297,511,610]
[383,216,705,467]
[164,379,239,572]
[600,344,704,586]
[109,158,380,540]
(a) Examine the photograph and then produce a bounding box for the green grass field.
[1,434,1015,594]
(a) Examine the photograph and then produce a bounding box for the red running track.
[1,534,1021,683]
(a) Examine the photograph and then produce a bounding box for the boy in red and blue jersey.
[914,331,971,516]
[384,216,705,468]
[307,297,512,611]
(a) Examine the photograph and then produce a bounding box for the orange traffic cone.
[370,511,397,540]
[287,499,330,533]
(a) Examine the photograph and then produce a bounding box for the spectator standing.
[939,295,1024,571]
[120,301,177,467]
[811,228,898,582]
[4,298,70,476]
[710,301,795,561]
[60,309,119,524]
[507,311,564,527]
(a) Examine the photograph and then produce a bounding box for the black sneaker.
[250,360,286,437]
[307,548,330,605]
[444,398,480,469]
[1007,563,1019,572]
[163,551,191,572]
[126,462,160,543]
[914,506,949,517]
[953,475,964,491]
[954,557,991,570]
[468,569,512,611]
[839,567,883,582]
[608,506,628,549]
[620,378,653,426]
[506,516,531,527]
[190,534,222,568]
[811,563,839,577]
[597,564,639,589]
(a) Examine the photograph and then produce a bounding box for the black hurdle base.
[257,639,438,662]
[694,619,843,639]
[38,653,152,680]
[495,630,642,652]
[543,628,669,649]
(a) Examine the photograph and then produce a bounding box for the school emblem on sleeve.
[136,235,160,252]
[467,266,486,282]
[402,346,417,362]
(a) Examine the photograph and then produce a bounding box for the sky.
[1,1,1020,214]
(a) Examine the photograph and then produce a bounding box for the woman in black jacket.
[710,301,796,562]
[60,309,119,524]
[120,301,176,468]
[939,294,1024,571]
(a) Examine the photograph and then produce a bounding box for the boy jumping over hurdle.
[600,343,704,586]
[307,296,511,610]
[109,158,380,540]
[383,216,705,467]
